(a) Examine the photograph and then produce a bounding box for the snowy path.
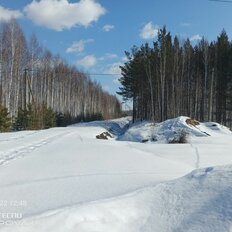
[0,126,192,219]
[0,117,232,231]
[0,128,76,165]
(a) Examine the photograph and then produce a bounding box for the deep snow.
[0,116,231,231]
[119,116,231,143]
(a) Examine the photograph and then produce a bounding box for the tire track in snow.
[0,130,76,166]
[0,131,41,143]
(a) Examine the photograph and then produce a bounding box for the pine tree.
[14,107,28,130]
[0,105,11,132]
[215,30,230,124]
[42,104,56,129]
[118,26,232,128]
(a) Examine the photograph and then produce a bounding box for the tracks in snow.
[190,143,200,169]
[0,129,76,166]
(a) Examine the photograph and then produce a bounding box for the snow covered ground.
[0,116,231,231]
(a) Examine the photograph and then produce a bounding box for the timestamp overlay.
[0,199,33,226]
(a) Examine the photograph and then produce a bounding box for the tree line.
[118,27,232,128]
[0,19,121,131]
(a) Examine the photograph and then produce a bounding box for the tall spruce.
[118,27,232,128]
[0,105,11,132]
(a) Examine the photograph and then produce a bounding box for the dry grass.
[186,118,200,127]
[169,130,188,144]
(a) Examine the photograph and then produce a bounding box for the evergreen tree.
[118,26,232,128]
[14,107,28,130]
[41,104,56,129]
[215,30,230,124]
[0,105,11,132]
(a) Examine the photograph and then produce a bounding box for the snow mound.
[3,165,232,232]
[119,116,231,143]
[199,121,232,135]
[72,117,131,136]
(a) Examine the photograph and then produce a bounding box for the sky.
[0,0,232,108]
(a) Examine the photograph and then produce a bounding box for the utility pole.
[0,61,2,104]
[27,70,35,104]
[23,68,35,109]
[208,68,214,121]
[24,68,27,110]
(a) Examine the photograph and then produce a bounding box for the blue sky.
[1,0,232,106]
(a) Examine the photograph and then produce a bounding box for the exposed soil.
[186,118,200,127]
[96,132,113,140]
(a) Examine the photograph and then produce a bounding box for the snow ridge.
[2,165,232,232]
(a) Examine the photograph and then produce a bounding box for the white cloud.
[76,55,97,68]
[99,53,118,61]
[105,53,118,59]
[140,21,159,40]
[113,78,120,85]
[190,34,202,42]
[66,39,94,53]
[24,0,106,31]
[104,62,121,85]
[102,24,114,32]
[104,62,121,75]
[104,62,122,85]
[0,6,23,22]
[122,56,129,62]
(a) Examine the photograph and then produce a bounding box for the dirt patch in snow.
[96,132,113,140]
[186,118,200,127]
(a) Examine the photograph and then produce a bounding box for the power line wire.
[87,73,121,76]
[0,69,121,76]
[25,69,121,76]
[209,0,232,3]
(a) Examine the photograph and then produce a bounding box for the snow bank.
[119,116,231,143]
[2,165,232,232]
[72,117,131,136]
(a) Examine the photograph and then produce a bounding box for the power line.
[0,69,121,76]
[209,0,232,3]
[85,73,121,76]
[25,69,122,76]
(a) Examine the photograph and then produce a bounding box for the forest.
[118,26,232,128]
[0,19,121,131]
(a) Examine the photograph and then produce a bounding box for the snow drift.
[0,116,231,232]
[119,116,231,143]
[2,165,232,232]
